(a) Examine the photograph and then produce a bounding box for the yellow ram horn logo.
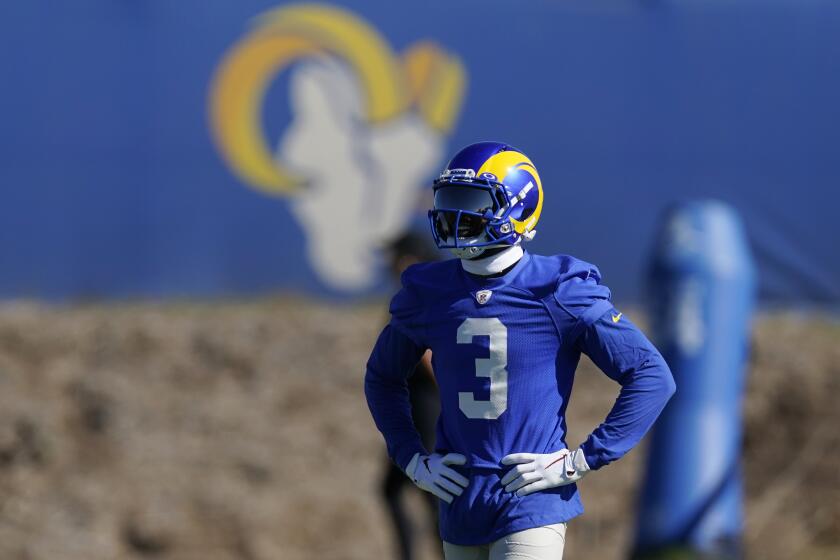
[208,3,466,196]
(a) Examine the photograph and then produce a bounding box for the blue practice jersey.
[365,252,675,545]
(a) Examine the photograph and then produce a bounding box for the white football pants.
[442,523,567,560]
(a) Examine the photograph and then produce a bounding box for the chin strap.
[461,245,524,276]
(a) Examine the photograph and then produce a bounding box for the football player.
[365,142,676,559]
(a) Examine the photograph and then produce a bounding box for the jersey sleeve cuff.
[580,442,606,471]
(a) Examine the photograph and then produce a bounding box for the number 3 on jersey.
[457,318,508,419]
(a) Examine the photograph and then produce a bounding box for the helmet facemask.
[428,177,519,259]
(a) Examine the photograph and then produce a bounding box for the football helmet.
[429,141,544,259]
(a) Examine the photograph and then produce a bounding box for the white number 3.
[457,318,508,419]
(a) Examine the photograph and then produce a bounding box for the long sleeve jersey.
[365,252,675,545]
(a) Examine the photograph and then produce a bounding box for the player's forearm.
[364,325,429,470]
[581,353,675,470]
[364,369,428,470]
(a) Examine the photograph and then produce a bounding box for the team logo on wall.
[209,3,466,290]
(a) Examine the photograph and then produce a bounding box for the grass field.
[0,299,837,559]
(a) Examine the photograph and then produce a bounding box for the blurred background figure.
[380,231,442,560]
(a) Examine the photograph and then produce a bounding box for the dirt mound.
[0,300,836,559]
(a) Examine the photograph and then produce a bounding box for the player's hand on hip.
[405,452,469,504]
[500,448,590,497]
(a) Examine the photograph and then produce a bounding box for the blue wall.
[1,1,838,302]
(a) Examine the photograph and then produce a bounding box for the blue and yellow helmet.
[429,141,544,258]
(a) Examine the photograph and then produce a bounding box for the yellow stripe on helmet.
[476,150,544,235]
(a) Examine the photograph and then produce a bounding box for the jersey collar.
[460,245,524,276]
[460,249,530,290]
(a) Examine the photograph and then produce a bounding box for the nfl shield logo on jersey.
[475,290,493,305]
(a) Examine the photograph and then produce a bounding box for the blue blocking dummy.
[634,201,756,558]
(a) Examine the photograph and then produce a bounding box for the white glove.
[405,452,469,504]
[500,448,590,497]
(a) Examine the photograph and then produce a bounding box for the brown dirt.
[0,299,837,560]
